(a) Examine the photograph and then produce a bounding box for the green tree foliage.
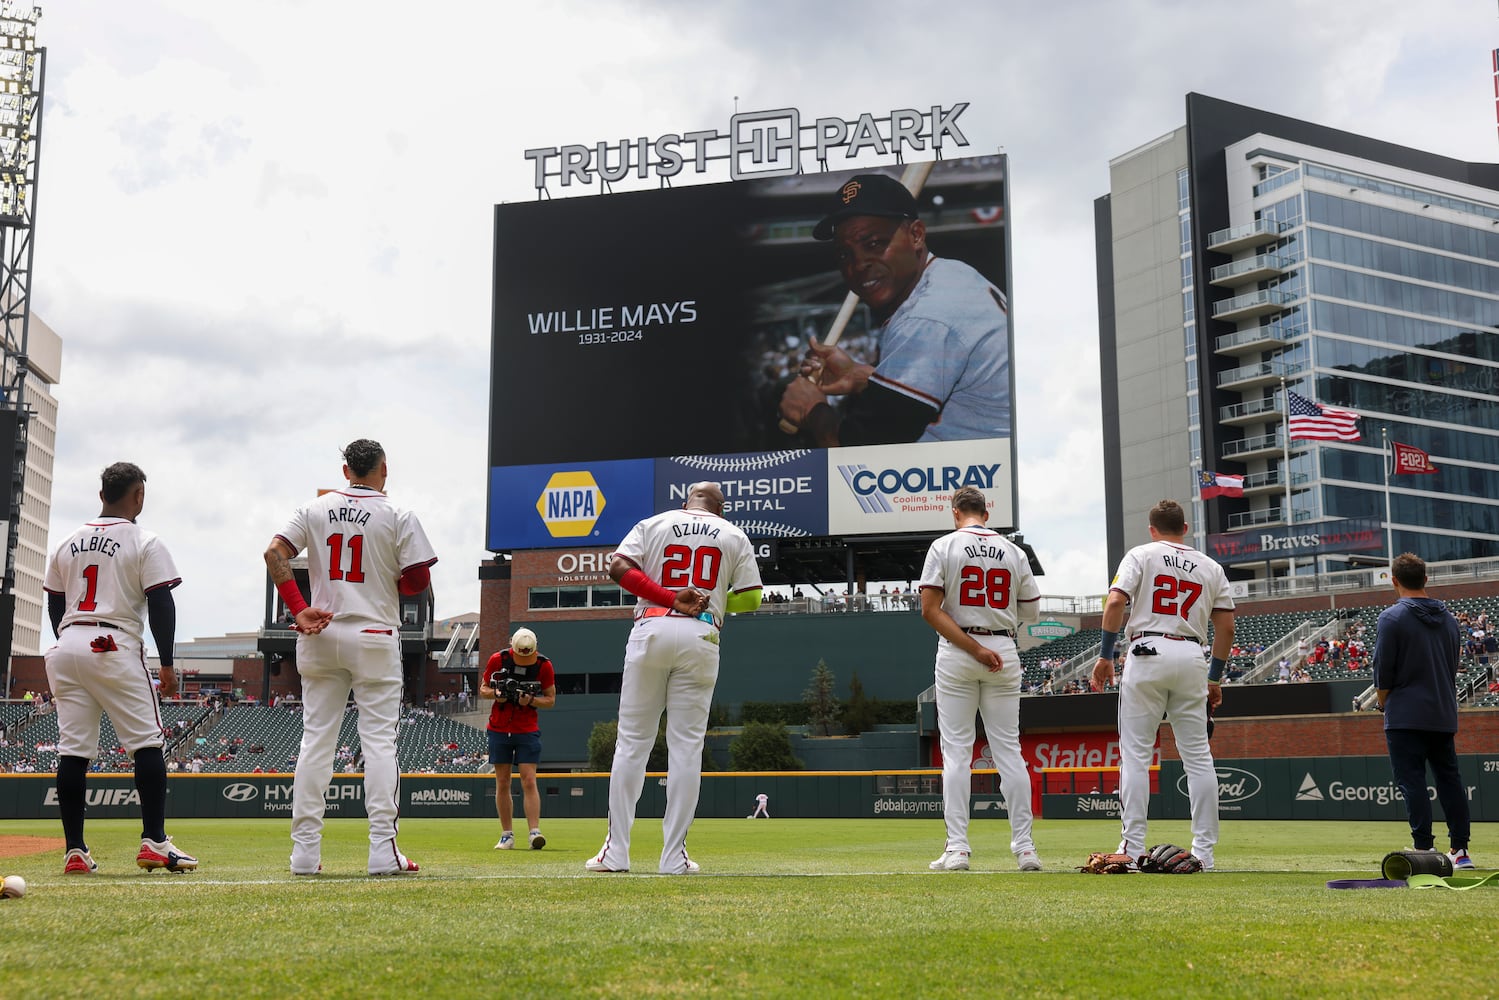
[802,659,840,736]
[842,671,877,736]
[586,718,714,771]
[728,721,804,771]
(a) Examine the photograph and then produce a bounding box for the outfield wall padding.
[1,753,1494,821]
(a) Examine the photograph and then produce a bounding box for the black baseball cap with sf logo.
[813,172,921,241]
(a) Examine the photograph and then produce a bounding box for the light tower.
[0,2,41,690]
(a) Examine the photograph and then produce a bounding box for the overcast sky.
[30,0,1499,647]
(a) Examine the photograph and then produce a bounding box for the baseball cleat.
[368,840,419,875]
[1017,849,1043,872]
[1450,849,1475,870]
[929,849,970,871]
[661,857,700,875]
[585,854,628,873]
[138,837,198,872]
[495,832,514,850]
[63,848,99,875]
[291,865,322,876]
[529,831,545,850]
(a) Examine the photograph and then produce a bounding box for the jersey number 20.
[661,544,721,589]
[958,566,1011,609]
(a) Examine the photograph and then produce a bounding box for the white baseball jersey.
[43,517,181,645]
[919,526,1039,633]
[1110,540,1234,642]
[613,507,761,621]
[275,485,437,628]
[869,256,1010,441]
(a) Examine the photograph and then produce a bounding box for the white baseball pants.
[1115,636,1218,867]
[934,635,1035,856]
[46,627,164,758]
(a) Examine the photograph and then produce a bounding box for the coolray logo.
[1178,767,1262,803]
[836,462,1001,514]
[410,788,472,805]
[222,783,259,802]
[536,471,606,538]
[44,787,140,807]
[523,104,969,188]
[1296,774,1323,801]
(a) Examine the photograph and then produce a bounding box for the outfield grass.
[0,817,1494,998]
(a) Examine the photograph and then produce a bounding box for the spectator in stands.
[1374,553,1473,870]
[482,628,557,851]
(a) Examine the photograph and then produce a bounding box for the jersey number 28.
[958,566,1011,609]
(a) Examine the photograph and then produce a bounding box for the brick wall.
[1156,710,1499,760]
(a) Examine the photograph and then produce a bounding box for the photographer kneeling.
[481,628,556,850]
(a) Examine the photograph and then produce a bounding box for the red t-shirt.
[485,650,554,734]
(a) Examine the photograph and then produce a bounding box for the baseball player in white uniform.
[587,482,762,874]
[264,439,437,876]
[919,485,1041,872]
[778,171,1009,446]
[44,462,196,875]
[1092,499,1235,870]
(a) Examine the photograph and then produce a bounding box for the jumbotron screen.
[487,154,1016,550]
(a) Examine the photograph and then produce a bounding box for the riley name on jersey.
[1161,553,1197,573]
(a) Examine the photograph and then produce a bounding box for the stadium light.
[0,2,40,699]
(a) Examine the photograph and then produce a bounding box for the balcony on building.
[1218,395,1285,426]
[1207,253,1295,288]
[1217,358,1302,391]
[1211,288,1299,322]
[1222,431,1284,462]
[1206,218,1286,253]
[1227,506,1287,530]
[1213,324,1292,356]
[1240,468,1288,497]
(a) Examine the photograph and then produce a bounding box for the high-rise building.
[9,311,60,655]
[1097,93,1499,580]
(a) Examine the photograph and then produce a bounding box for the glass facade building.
[1098,94,1499,578]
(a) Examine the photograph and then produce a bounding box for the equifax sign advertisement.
[487,149,1017,550]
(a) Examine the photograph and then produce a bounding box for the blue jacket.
[1372,597,1461,733]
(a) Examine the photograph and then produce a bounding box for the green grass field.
[0,817,1494,998]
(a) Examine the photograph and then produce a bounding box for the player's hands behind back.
[672,587,709,618]
[293,606,334,635]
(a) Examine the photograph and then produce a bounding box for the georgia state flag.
[1198,470,1245,499]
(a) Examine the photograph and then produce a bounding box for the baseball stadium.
[3,10,1499,999]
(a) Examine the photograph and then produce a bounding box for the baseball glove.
[1078,852,1135,874]
[1138,844,1203,874]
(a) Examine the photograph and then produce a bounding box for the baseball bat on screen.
[778,160,937,435]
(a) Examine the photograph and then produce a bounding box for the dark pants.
[1385,728,1470,851]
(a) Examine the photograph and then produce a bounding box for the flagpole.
[1281,376,1293,584]
[1383,425,1394,567]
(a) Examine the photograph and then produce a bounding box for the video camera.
[496,676,542,705]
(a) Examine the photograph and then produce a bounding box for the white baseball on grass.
[1,874,25,898]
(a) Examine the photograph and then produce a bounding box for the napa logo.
[536,471,607,537]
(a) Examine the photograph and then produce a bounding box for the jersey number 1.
[326,533,366,583]
[78,564,100,612]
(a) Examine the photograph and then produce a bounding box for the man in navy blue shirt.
[1373,553,1473,870]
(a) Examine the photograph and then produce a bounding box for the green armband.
[725,588,763,614]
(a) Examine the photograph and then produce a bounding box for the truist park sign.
[524,103,971,189]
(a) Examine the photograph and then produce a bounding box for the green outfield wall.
[2,752,1495,822]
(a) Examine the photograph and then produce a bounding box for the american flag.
[1287,390,1361,442]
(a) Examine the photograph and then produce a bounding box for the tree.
[803,659,840,736]
[728,721,803,771]
[842,671,877,736]
[586,718,714,772]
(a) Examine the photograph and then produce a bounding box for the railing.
[1212,288,1299,319]
[1206,218,1286,249]
[1217,359,1303,388]
[1208,253,1294,284]
[1219,396,1284,422]
[1222,432,1284,456]
[1227,507,1285,530]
